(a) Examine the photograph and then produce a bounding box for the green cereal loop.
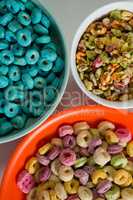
[105,185,120,200]
[74,157,88,168]
[111,154,128,168]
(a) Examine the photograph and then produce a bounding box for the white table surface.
[0,0,132,182]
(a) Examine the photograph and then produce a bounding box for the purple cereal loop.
[17,170,35,194]
[63,135,76,148]
[59,125,74,137]
[74,169,89,185]
[47,146,61,160]
[108,144,123,155]
[79,147,89,156]
[96,180,112,194]
[39,166,51,182]
[88,138,102,153]
[36,154,50,166]
[116,128,132,143]
[59,148,76,166]
[83,166,95,175]
[67,195,80,200]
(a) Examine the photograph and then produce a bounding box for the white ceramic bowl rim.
[71,1,133,109]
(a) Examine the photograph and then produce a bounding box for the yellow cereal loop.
[25,157,39,175]
[38,143,52,155]
[51,138,63,147]
[113,169,130,186]
[64,179,79,194]
[49,190,60,200]
[91,169,107,185]
[125,161,133,175]
[121,173,133,187]
[105,130,119,144]
[127,141,133,157]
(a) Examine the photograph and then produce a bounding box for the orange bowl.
[0,105,133,200]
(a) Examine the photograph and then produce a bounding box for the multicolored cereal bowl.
[0,106,133,199]
[71,1,133,109]
[0,0,69,144]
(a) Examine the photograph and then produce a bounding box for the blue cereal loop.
[0,120,13,136]
[34,76,46,89]
[25,48,40,65]
[22,73,34,90]
[8,19,22,32]
[0,65,9,75]
[8,66,20,82]
[14,57,27,66]
[35,35,51,44]
[4,102,20,118]
[17,28,32,47]
[38,58,53,72]
[33,24,48,35]
[41,14,50,29]
[31,7,42,24]
[4,86,18,101]
[18,11,31,26]
[5,31,16,42]
[0,13,13,26]
[0,75,9,88]
[12,44,24,56]
[0,50,14,65]
[41,48,57,62]
[52,57,64,73]
[11,114,26,129]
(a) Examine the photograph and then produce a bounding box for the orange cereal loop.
[76,52,86,61]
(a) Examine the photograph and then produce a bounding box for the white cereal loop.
[121,188,133,200]
[59,165,74,182]
[73,122,90,135]
[51,159,61,176]
[97,121,115,133]
[76,130,92,148]
[78,186,93,200]
[55,182,67,200]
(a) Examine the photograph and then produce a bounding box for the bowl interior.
[71,1,133,109]
[1,105,133,200]
[0,0,68,144]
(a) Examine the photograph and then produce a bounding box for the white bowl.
[71,1,133,109]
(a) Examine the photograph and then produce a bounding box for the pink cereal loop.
[59,125,74,137]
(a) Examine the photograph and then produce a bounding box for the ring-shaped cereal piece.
[113,169,130,186]
[38,143,52,155]
[76,130,92,148]
[59,165,74,182]
[55,182,67,200]
[64,179,79,194]
[78,186,93,200]
[97,121,115,133]
[51,159,61,176]
[26,187,37,200]
[73,122,90,135]
[121,188,133,200]
[25,157,39,175]
[91,169,107,185]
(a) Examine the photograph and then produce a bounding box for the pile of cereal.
[76,10,133,101]
[0,0,65,136]
[17,120,133,200]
